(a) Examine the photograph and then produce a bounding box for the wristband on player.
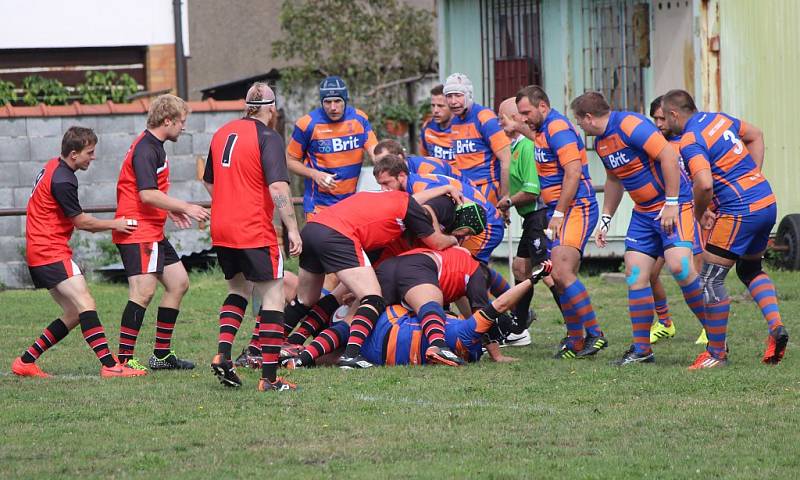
[664,196,679,206]
[599,214,612,233]
[551,209,565,219]
[506,198,513,208]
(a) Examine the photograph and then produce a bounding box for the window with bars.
[582,0,650,113]
[480,0,543,111]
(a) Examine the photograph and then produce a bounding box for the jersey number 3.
[722,129,743,155]
[221,133,238,168]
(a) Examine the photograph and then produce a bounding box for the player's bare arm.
[691,167,714,223]
[270,181,302,257]
[740,121,765,169]
[71,213,137,234]
[654,143,681,233]
[139,189,210,222]
[596,172,623,248]
[548,159,581,240]
[286,152,337,191]
[412,184,464,205]
[496,145,511,199]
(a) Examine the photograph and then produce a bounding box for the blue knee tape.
[626,266,641,287]
[672,256,691,282]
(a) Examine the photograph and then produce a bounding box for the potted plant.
[380,102,418,137]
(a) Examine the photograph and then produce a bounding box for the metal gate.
[479,0,543,111]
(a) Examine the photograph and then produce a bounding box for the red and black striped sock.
[153,307,179,358]
[287,294,340,345]
[217,294,247,360]
[79,310,116,367]
[21,318,70,364]
[299,321,349,366]
[118,300,146,363]
[248,316,261,355]
[259,310,284,383]
[283,297,311,337]
[343,299,382,358]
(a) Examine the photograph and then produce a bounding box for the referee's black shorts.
[516,208,549,264]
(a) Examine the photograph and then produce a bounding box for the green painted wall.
[719,0,800,220]
[437,0,486,103]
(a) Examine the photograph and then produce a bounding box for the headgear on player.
[319,76,349,106]
[443,73,474,110]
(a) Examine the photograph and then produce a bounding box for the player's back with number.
[205,117,287,248]
[680,112,774,214]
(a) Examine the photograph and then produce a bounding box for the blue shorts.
[625,204,696,258]
[707,203,776,258]
[462,218,505,264]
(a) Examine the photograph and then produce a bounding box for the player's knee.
[669,256,692,282]
[329,320,351,343]
[735,258,763,286]
[359,294,386,316]
[625,265,642,287]
[700,262,730,304]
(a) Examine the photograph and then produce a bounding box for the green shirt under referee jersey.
[509,135,540,216]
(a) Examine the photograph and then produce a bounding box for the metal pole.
[173,0,188,99]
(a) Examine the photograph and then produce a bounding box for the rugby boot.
[613,345,654,366]
[101,362,148,378]
[11,357,50,378]
[688,350,728,370]
[650,321,676,344]
[425,346,464,366]
[257,377,297,392]
[762,325,789,365]
[577,333,608,357]
[149,351,195,370]
[211,354,242,387]
[337,354,374,369]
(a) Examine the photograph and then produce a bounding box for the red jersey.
[26,158,83,266]
[402,246,481,303]
[204,118,290,249]
[309,190,434,251]
[113,130,170,244]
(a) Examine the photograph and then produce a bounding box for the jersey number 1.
[221,133,238,168]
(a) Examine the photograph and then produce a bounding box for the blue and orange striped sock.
[559,281,587,351]
[628,287,654,354]
[747,273,783,331]
[565,279,601,337]
[487,267,511,297]
[678,276,706,330]
[705,298,730,358]
[654,298,672,327]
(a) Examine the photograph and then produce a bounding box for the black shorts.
[517,208,549,264]
[375,253,439,305]
[29,258,82,290]
[116,239,181,277]
[215,246,283,281]
[299,223,368,274]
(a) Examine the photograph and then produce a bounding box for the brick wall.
[0,109,242,288]
[146,43,177,93]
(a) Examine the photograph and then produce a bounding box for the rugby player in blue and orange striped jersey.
[374,138,470,185]
[286,76,377,219]
[571,91,706,367]
[663,89,788,368]
[419,84,455,163]
[514,86,605,359]
[443,73,511,205]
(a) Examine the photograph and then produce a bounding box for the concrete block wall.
[0,110,241,288]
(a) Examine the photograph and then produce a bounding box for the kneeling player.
[285,261,552,368]
[12,127,145,378]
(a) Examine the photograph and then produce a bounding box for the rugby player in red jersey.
[287,190,459,369]
[204,83,301,392]
[113,95,210,372]
[12,127,145,378]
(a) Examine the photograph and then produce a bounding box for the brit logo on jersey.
[432,145,455,160]
[316,136,361,153]
[605,151,631,169]
[454,139,479,154]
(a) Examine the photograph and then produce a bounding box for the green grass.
[1,266,799,479]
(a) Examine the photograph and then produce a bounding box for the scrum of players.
[12,72,789,391]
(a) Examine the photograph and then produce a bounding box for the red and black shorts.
[28,258,82,290]
[215,245,283,281]
[299,222,369,274]
[116,239,181,277]
[375,253,439,305]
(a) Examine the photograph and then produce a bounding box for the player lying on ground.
[283,260,553,368]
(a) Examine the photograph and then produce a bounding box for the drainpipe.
[173,0,188,99]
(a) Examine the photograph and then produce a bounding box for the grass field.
[1,265,798,479]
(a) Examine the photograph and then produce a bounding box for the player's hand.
[656,204,678,234]
[547,216,564,241]
[497,195,512,212]
[442,185,465,205]
[114,216,138,234]
[183,203,211,223]
[287,229,302,257]
[313,171,337,192]
[493,353,519,363]
[168,211,192,229]
[595,228,608,248]
[701,209,717,230]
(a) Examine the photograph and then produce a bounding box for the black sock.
[283,297,311,337]
[513,279,535,329]
[154,307,179,358]
[21,318,70,363]
[119,301,146,362]
[549,284,562,310]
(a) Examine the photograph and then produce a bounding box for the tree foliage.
[272,0,436,110]
[76,71,139,104]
